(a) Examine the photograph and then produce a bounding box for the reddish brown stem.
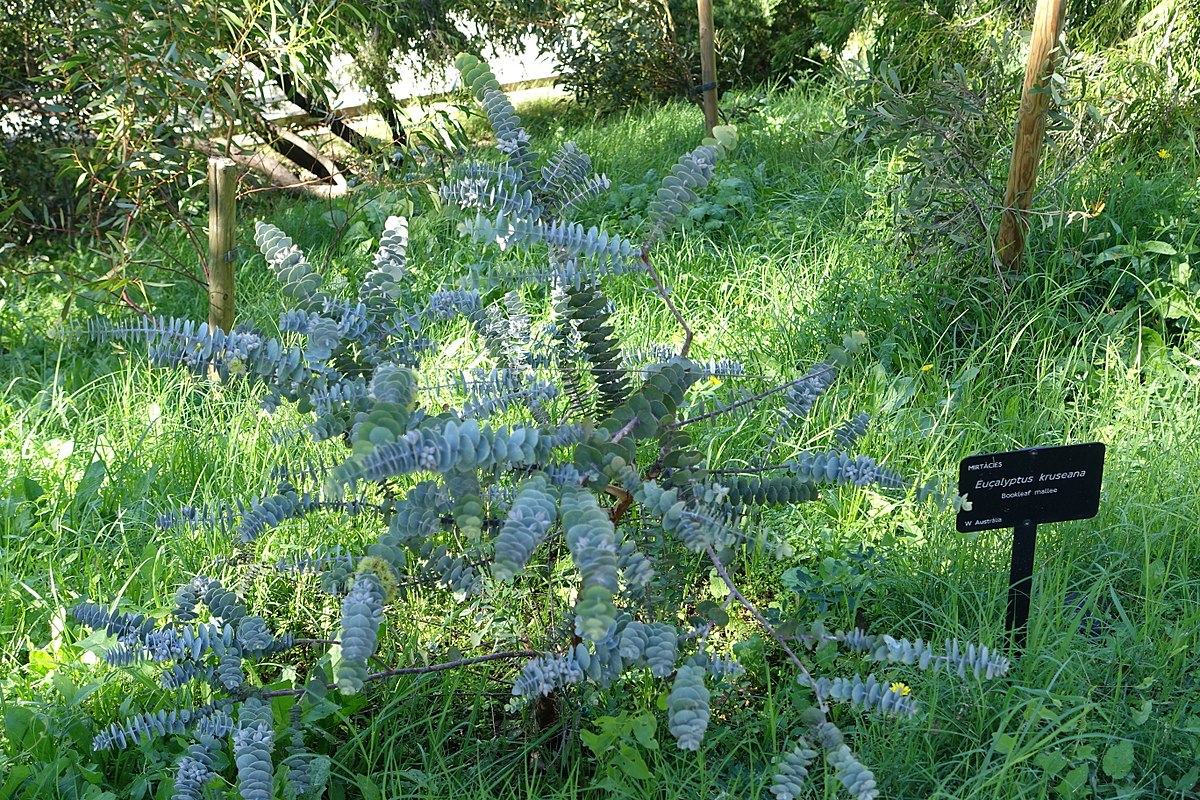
[261,650,541,699]
[640,248,693,358]
[705,543,827,713]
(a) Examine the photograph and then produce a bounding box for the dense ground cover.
[2,80,1199,799]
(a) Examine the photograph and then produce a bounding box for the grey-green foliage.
[452,51,737,289]
[441,163,538,220]
[173,735,220,800]
[233,698,275,800]
[815,673,918,716]
[815,721,879,800]
[75,55,1011,796]
[88,208,449,436]
[86,315,339,418]
[76,578,292,678]
[510,612,683,700]
[837,628,1010,680]
[777,362,839,433]
[460,211,643,284]
[71,601,156,642]
[771,742,820,800]
[236,487,307,542]
[362,215,409,316]
[623,474,730,554]
[217,648,246,691]
[336,574,386,693]
[74,578,323,800]
[760,624,1015,799]
[833,411,872,450]
[455,53,536,189]
[646,126,739,245]
[568,639,627,686]
[788,450,906,490]
[282,702,331,799]
[255,222,328,311]
[539,142,610,216]
[619,621,677,677]
[491,473,559,581]
[667,661,710,751]
[329,418,579,489]
[512,652,584,698]
[560,485,621,642]
[457,367,558,421]
[555,283,630,416]
[91,706,230,753]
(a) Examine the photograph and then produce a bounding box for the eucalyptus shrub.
[846,0,1199,274]
[845,30,1123,271]
[75,55,1008,799]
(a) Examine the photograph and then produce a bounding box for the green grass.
[2,80,1200,800]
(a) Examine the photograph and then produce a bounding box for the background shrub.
[540,0,858,113]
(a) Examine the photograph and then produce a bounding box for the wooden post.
[697,0,719,136]
[207,157,237,332]
[996,0,1066,271]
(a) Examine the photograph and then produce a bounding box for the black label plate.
[957,443,1105,532]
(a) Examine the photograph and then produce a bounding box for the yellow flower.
[1157,149,1171,159]
[920,364,933,372]
[889,681,912,696]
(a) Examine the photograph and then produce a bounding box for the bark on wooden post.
[697,0,719,137]
[996,0,1066,271]
[207,157,237,332]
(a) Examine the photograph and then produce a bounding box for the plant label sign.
[956,443,1105,532]
[956,443,1105,648]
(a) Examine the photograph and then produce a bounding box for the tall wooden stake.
[207,157,237,332]
[697,0,719,136]
[996,0,1066,271]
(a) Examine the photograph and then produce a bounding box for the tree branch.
[668,364,837,429]
[705,543,827,713]
[249,55,379,155]
[640,248,693,358]
[257,119,345,187]
[261,650,541,699]
[187,137,349,200]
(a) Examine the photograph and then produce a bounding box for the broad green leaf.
[706,571,729,600]
[580,727,615,756]
[695,600,729,627]
[1054,765,1089,797]
[1035,750,1069,775]
[1101,739,1134,780]
[618,743,652,780]
[354,774,382,800]
[19,476,45,502]
[631,713,658,750]
[3,705,39,746]
[1141,240,1177,256]
[72,459,106,518]
[993,733,1017,754]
